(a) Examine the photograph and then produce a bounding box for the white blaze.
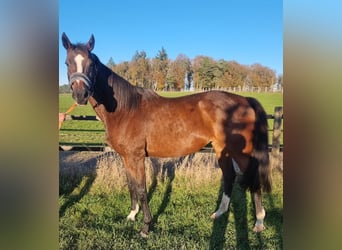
[74,54,85,73]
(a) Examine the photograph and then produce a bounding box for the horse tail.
[246,97,272,193]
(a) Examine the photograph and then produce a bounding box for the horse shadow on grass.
[59,151,98,217]
[146,157,176,230]
[146,155,195,231]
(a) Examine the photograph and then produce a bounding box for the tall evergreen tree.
[106,57,115,70]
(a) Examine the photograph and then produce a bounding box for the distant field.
[59,91,283,146]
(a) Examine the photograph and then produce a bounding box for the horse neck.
[88,62,116,114]
[92,61,141,114]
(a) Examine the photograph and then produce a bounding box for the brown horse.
[61,33,272,237]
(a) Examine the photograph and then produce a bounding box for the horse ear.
[62,32,72,50]
[86,34,95,51]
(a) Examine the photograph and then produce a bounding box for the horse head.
[62,32,97,105]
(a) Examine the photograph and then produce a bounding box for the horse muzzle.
[72,87,89,105]
[69,72,93,105]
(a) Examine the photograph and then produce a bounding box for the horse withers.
[61,33,272,237]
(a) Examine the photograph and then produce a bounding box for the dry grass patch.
[60,151,283,194]
[92,151,222,193]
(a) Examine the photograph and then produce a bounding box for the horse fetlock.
[211,193,230,220]
[126,212,136,221]
[140,230,149,238]
[253,210,266,233]
[139,223,150,238]
[126,204,139,221]
[256,207,266,221]
[253,222,265,232]
[210,212,219,220]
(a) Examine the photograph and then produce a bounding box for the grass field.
[59,151,283,249]
[59,91,283,147]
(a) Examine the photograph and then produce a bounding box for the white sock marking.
[255,207,266,225]
[127,204,139,221]
[211,193,230,219]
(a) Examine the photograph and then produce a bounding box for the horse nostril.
[84,91,89,98]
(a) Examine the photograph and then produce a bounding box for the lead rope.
[59,103,77,129]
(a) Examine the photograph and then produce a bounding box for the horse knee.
[135,185,147,201]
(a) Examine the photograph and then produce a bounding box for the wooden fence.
[59,106,283,154]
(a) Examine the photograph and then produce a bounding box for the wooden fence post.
[271,106,283,155]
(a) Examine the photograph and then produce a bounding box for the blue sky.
[59,0,283,85]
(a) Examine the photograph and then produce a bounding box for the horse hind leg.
[210,192,230,219]
[253,189,266,232]
[243,156,266,232]
[211,155,236,219]
[235,156,267,232]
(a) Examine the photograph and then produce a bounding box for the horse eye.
[65,62,69,67]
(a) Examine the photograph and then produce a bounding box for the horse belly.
[143,97,216,157]
[146,128,210,157]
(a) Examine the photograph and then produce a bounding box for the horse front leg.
[123,155,152,237]
[126,174,139,221]
[253,188,266,232]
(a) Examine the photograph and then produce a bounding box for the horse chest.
[104,121,145,154]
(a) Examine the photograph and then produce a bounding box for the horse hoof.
[126,216,135,222]
[210,213,216,220]
[253,224,265,233]
[140,231,149,238]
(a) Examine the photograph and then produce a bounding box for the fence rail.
[59,107,283,154]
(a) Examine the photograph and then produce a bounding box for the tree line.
[60,47,283,92]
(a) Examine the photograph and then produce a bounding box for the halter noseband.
[69,72,92,89]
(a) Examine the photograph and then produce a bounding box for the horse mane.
[109,73,142,111]
[104,62,159,112]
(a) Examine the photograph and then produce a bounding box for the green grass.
[59,152,283,249]
[59,91,283,115]
[158,91,283,115]
[59,91,283,146]
[59,93,105,146]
